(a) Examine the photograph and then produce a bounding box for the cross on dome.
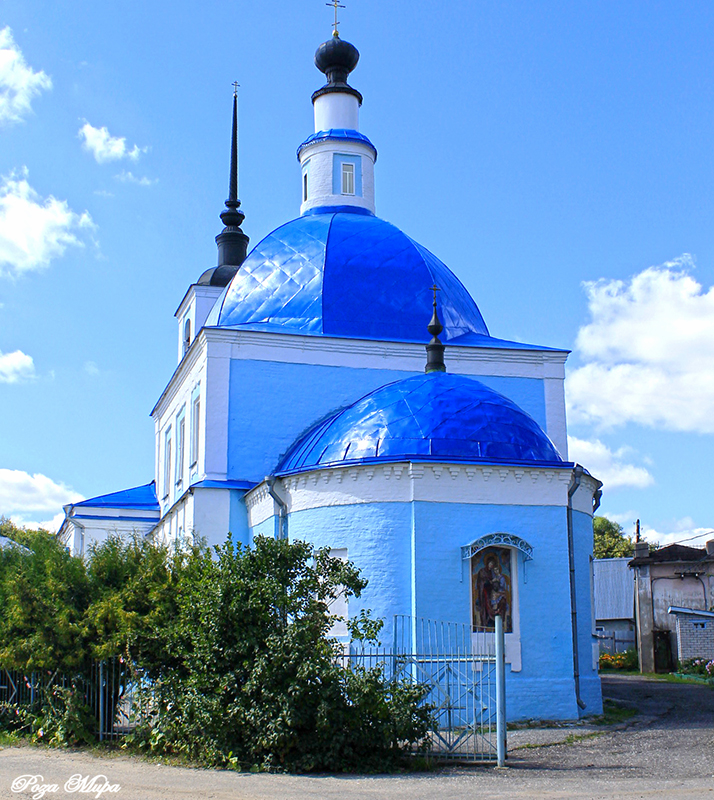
[326,0,346,37]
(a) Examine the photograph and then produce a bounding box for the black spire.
[312,36,363,104]
[425,286,446,373]
[200,90,249,287]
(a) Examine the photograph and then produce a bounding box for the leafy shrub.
[1,527,432,770]
[130,536,432,771]
[32,684,96,747]
[599,648,639,671]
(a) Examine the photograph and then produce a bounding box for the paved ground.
[1,675,713,800]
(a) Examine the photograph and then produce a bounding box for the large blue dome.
[277,372,564,474]
[206,208,489,343]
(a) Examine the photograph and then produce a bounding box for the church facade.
[60,32,603,721]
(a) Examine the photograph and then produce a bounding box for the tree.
[0,519,90,672]
[1,527,432,768]
[593,516,634,559]
[134,536,432,771]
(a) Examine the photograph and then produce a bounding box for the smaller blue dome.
[297,129,377,160]
[277,372,564,474]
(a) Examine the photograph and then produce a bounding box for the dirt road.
[1,675,713,800]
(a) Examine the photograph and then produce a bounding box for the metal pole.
[98,661,105,742]
[495,614,506,766]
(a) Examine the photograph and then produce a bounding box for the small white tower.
[298,34,377,215]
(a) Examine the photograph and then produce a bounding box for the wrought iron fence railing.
[0,614,507,763]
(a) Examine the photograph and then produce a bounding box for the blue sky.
[1,1,713,547]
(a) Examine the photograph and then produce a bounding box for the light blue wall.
[572,507,603,715]
[251,515,276,540]
[332,153,363,196]
[228,360,547,483]
[250,497,600,720]
[287,502,414,636]
[228,489,251,547]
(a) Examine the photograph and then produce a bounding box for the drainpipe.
[592,487,602,515]
[567,465,586,711]
[266,476,288,540]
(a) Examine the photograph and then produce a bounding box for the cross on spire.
[326,0,346,37]
[232,81,240,98]
[430,284,441,308]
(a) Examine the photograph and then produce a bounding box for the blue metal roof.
[297,129,377,160]
[206,210,490,343]
[277,372,565,474]
[73,481,159,511]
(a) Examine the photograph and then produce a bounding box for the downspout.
[567,465,586,710]
[592,487,602,515]
[266,476,288,540]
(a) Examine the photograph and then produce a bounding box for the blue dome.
[277,372,564,474]
[206,209,489,343]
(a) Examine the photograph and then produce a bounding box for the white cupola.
[297,34,377,216]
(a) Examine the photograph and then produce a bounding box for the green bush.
[129,537,432,771]
[0,524,432,770]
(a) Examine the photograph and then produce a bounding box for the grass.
[600,669,714,685]
[0,730,26,747]
[515,731,605,750]
[593,699,637,726]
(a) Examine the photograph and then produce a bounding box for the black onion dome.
[312,37,362,104]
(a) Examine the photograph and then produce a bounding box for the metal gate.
[347,614,506,763]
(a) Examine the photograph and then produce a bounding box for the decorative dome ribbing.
[277,372,565,474]
[206,209,488,342]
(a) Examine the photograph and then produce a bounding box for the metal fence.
[1,615,507,763]
[0,658,142,741]
[345,614,506,763]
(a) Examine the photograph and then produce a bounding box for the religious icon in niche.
[471,546,513,632]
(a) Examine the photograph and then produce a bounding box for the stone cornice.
[152,326,567,422]
[151,332,208,419]
[245,462,579,526]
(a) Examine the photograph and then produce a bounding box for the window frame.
[175,410,186,487]
[341,162,355,195]
[163,427,172,500]
[190,392,201,469]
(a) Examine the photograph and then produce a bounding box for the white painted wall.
[60,511,158,557]
[314,93,360,131]
[299,140,375,215]
[154,337,209,512]
[246,463,577,527]
[175,284,224,364]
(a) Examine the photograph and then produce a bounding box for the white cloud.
[84,360,99,376]
[0,27,52,126]
[0,468,83,531]
[79,121,145,164]
[567,256,714,432]
[568,435,654,490]
[0,349,35,383]
[0,169,94,278]
[115,170,156,187]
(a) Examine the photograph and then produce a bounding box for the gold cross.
[430,284,441,306]
[326,0,346,36]
[232,81,240,98]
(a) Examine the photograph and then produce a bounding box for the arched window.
[183,318,191,355]
[462,533,533,672]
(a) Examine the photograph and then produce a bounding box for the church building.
[59,30,603,721]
